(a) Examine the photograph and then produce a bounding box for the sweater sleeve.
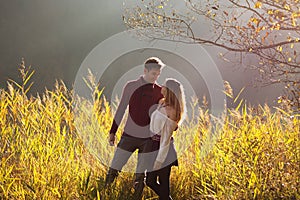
[155,120,177,164]
[109,83,130,135]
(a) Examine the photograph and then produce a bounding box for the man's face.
[144,68,161,83]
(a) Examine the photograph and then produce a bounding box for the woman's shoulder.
[158,98,165,105]
[165,106,177,122]
[157,99,178,122]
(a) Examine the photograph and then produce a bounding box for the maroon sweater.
[110,76,163,138]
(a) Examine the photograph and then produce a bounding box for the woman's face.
[161,85,167,97]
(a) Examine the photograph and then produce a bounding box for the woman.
[146,78,186,200]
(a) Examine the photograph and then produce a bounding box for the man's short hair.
[144,57,165,70]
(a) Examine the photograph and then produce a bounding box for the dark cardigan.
[110,76,163,138]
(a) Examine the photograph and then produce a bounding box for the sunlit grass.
[0,66,299,199]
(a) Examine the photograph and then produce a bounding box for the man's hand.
[109,133,115,146]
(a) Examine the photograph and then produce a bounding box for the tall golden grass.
[0,66,299,199]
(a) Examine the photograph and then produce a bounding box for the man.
[105,57,164,199]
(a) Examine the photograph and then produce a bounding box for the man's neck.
[142,75,154,84]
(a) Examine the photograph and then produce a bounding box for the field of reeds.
[0,66,299,200]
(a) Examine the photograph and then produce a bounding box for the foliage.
[123,0,300,110]
[0,65,299,199]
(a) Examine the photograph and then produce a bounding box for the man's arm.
[108,83,130,145]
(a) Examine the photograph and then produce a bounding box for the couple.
[105,57,186,200]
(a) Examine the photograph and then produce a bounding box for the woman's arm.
[153,107,178,170]
[155,122,173,164]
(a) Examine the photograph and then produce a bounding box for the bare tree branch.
[123,0,300,109]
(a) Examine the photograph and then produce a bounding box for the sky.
[0,0,124,93]
[0,0,284,107]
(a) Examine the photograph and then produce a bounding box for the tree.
[123,0,300,110]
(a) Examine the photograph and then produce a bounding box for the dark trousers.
[146,165,173,200]
[105,135,152,199]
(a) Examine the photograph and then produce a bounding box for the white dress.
[150,107,178,164]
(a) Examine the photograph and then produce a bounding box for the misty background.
[0,0,284,107]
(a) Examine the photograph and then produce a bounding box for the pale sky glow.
[0,0,284,107]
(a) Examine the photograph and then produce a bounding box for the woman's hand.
[153,160,163,171]
[108,133,115,146]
